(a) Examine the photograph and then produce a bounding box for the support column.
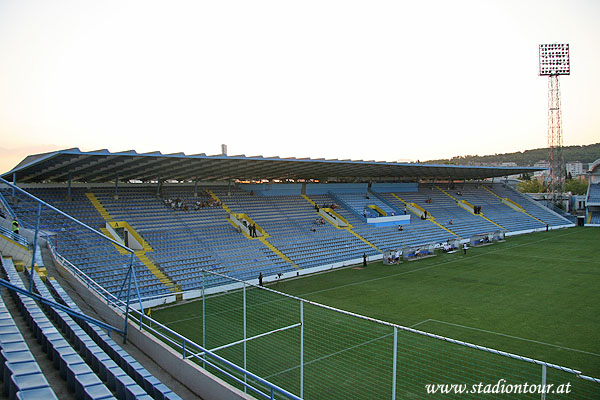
[156,176,161,197]
[194,177,199,197]
[67,173,72,201]
[11,173,16,199]
[227,179,232,196]
[114,175,119,200]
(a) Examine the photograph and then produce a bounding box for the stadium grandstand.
[1,148,597,399]
[585,158,600,226]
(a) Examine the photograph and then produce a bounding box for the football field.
[151,227,600,398]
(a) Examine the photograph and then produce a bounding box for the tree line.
[426,143,600,166]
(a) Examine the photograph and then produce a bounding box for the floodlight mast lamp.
[539,43,570,198]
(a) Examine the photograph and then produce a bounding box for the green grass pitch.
[151,227,600,398]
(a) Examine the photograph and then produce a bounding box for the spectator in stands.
[12,218,19,235]
[403,206,407,215]
[424,211,428,219]
[426,198,432,203]
[315,204,319,212]
[456,191,462,196]
[363,208,367,218]
[448,220,453,225]
[320,218,325,224]
[397,225,403,231]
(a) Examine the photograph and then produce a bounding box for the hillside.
[426,143,600,166]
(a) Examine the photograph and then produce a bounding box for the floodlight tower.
[539,43,570,198]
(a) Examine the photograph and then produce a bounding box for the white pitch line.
[427,319,600,358]
[409,318,432,328]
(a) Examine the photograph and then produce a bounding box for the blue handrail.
[0,277,123,335]
[0,178,133,254]
[0,190,17,220]
[0,225,29,248]
[327,191,365,221]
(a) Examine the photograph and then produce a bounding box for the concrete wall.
[0,235,31,265]
[239,183,302,196]
[371,182,418,193]
[306,183,368,195]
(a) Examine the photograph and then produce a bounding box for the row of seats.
[1,254,181,399]
[0,273,58,399]
[587,183,600,204]
[33,273,180,400]
[2,256,116,399]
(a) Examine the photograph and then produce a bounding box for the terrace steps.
[212,190,299,269]
[303,194,379,250]
[85,192,112,220]
[390,193,459,237]
[481,186,547,225]
[88,191,178,293]
[435,186,505,230]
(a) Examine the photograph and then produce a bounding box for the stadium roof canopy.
[2,148,544,184]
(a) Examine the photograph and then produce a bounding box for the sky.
[1,0,599,174]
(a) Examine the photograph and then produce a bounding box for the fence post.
[123,251,135,344]
[300,300,304,399]
[28,203,42,292]
[243,281,247,392]
[541,365,547,400]
[202,271,206,369]
[392,326,398,400]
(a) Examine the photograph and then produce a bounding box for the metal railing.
[0,225,29,248]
